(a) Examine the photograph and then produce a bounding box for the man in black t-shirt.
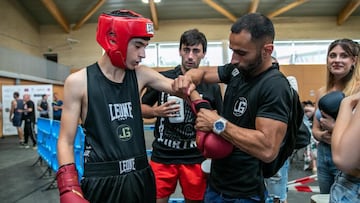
[22,94,36,149]
[142,29,223,203]
[173,13,293,202]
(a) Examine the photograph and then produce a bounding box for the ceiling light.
[142,0,161,3]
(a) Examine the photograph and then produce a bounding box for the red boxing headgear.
[96,10,154,69]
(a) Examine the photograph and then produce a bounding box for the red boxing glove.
[56,163,89,203]
[196,130,233,159]
[191,99,233,159]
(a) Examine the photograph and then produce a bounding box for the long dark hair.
[326,39,359,95]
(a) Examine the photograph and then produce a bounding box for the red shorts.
[150,160,207,200]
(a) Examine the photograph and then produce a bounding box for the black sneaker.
[19,143,29,148]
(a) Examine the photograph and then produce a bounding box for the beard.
[237,50,263,77]
[182,64,192,72]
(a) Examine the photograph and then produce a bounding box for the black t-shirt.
[40,100,48,110]
[142,65,223,164]
[39,100,49,117]
[23,100,35,122]
[209,63,292,199]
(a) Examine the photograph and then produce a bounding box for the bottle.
[167,96,184,123]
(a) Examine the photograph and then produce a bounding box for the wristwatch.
[213,117,227,135]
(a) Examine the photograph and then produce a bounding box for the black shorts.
[12,116,22,127]
[81,156,156,203]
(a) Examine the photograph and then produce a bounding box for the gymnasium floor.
[0,133,319,203]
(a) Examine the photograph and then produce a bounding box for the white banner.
[2,85,53,136]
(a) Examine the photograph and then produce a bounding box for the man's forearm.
[141,104,156,118]
[189,90,202,101]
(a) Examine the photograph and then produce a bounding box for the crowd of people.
[8,92,63,149]
[3,8,359,203]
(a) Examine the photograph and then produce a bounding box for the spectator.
[141,28,223,203]
[52,92,63,121]
[312,38,359,194]
[37,94,49,118]
[9,92,24,144]
[56,10,190,203]
[330,40,360,203]
[173,13,293,202]
[22,94,36,149]
[302,100,318,173]
[330,90,360,202]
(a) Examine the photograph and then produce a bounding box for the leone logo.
[117,124,132,141]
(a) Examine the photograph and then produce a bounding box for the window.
[274,41,330,64]
[141,44,157,67]
[143,40,359,67]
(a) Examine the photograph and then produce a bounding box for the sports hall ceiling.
[16,0,360,33]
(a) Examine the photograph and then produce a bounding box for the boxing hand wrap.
[190,99,212,113]
[56,163,89,203]
[191,99,233,159]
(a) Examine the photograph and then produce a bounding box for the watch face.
[215,121,225,130]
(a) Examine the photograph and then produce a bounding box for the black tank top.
[84,63,146,163]
[40,100,48,110]
[14,99,24,118]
